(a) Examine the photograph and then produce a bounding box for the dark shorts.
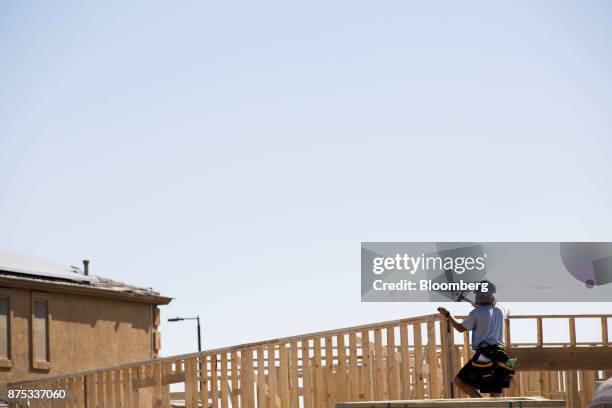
[456,358,503,394]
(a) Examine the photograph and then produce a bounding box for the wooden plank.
[200,355,209,408]
[426,321,439,399]
[360,330,373,401]
[220,353,229,408]
[348,332,359,401]
[568,318,576,346]
[337,333,348,403]
[85,375,96,408]
[289,341,299,408]
[268,343,278,408]
[211,354,219,408]
[145,364,154,404]
[439,318,455,398]
[52,379,62,408]
[279,343,290,408]
[185,359,193,408]
[257,346,267,408]
[536,317,543,347]
[65,377,75,408]
[75,376,84,408]
[504,318,511,346]
[231,351,240,408]
[114,370,122,408]
[543,371,552,399]
[61,378,70,408]
[399,323,410,400]
[387,326,399,400]
[335,400,566,408]
[130,367,140,408]
[462,332,470,365]
[313,337,324,408]
[243,349,255,407]
[105,371,114,408]
[602,317,609,346]
[413,324,424,399]
[579,371,592,407]
[162,361,171,408]
[302,340,313,408]
[373,328,385,400]
[153,364,162,408]
[565,370,580,408]
[97,372,105,408]
[324,335,334,407]
[186,358,199,408]
[509,346,612,370]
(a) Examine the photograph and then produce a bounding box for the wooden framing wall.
[7,313,612,408]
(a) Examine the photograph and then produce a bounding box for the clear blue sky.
[1,1,611,356]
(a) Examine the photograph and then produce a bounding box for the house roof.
[0,251,172,305]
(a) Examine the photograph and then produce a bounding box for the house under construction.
[7,310,611,408]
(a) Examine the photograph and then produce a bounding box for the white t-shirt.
[461,304,508,350]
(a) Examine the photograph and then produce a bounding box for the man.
[438,290,514,398]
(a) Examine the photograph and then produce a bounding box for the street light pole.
[168,315,203,386]
[167,316,202,353]
[196,316,202,353]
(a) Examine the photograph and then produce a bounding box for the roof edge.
[0,275,172,305]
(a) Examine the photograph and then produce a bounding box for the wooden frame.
[0,288,12,368]
[31,291,51,370]
[9,313,612,408]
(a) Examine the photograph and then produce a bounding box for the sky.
[0,1,611,357]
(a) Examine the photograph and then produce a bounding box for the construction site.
[7,312,611,408]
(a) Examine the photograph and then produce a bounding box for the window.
[0,293,11,367]
[31,294,50,370]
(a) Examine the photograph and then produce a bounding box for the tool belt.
[470,343,516,390]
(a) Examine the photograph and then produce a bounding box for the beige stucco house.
[0,252,171,385]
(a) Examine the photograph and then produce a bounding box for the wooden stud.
[569,317,576,347]
[336,334,348,403]
[289,341,299,408]
[200,356,209,408]
[504,318,511,347]
[399,323,410,400]
[153,363,162,408]
[86,374,96,408]
[279,343,290,408]
[413,323,424,399]
[122,368,132,408]
[386,326,399,400]
[97,372,105,408]
[256,346,267,408]
[426,320,439,399]
[231,351,240,408]
[301,340,313,408]
[211,354,219,408]
[268,343,278,408]
[105,370,114,408]
[324,336,334,407]
[313,337,324,408]
[220,353,229,408]
[130,366,140,408]
[360,330,373,401]
[373,328,384,400]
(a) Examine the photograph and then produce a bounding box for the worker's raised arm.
[437,307,467,333]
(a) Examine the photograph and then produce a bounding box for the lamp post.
[168,315,203,385]
[167,316,202,353]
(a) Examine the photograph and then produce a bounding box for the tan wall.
[0,286,155,385]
